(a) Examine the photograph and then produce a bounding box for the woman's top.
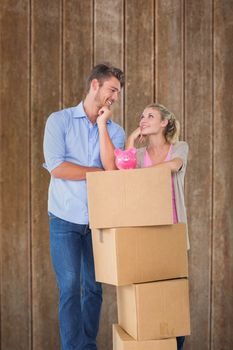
[143,144,178,224]
[136,141,190,249]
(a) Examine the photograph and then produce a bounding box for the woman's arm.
[126,127,144,149]
[151,157,183,173]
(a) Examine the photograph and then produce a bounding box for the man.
[43,63,125,350]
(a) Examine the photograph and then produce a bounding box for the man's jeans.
[49,213,102,350]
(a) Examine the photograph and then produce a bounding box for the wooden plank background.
[184,1,213,349]
[0,0,232,349]
[0,1,31,349]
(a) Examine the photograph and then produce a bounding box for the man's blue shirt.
[43,102,125,224]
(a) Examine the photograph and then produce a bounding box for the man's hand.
[97,106,112,126]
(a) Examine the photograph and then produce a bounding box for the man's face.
[93,76,121,108]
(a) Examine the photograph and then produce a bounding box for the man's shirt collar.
[72,101,87,118]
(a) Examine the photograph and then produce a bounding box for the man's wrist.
[97,121,108,130]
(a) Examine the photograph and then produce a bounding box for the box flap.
[92,228,118,284]
[113,324,177,349]
[117,285,138,340]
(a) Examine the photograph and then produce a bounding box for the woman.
[126,103,189,350]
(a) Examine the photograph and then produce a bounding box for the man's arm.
[43,112,103,180]
[51,161,103,180]
[98,123,117,170]
[97,106,124,170]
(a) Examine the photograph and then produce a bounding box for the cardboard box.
[92,224,188,286]
[87,167,173,229]
[117,278,190,340]
[113,324,177,350]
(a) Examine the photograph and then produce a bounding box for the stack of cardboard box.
[87,167,190,350]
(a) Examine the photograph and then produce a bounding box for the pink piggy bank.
[114,148,137,170]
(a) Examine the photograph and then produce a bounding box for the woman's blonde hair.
[145,103,180,144]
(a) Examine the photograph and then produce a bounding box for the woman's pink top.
[143,145,178,224]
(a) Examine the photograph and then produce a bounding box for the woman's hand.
[126,127,145,149]
[131,127,145,143]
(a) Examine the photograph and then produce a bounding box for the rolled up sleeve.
[171,141,189,172]
[43,113,66,173]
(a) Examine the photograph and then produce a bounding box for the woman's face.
[139,108,167,136]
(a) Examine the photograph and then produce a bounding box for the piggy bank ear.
[128,147,137,155]
[114,148,122,157]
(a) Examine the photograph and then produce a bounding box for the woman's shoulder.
[171,141,189,162]
[172,141,189,152]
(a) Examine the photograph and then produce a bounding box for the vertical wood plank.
[63,0,93,107]
[0,1,31,349]
[94,0,123,67]
[156,0,184,134]
[184,1,213,349]
[94,0,124,126]
[31,0,61,349]
[212,1,233,349]
[94,1,124,348]
[125,0,154,135]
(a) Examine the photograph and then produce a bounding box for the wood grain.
[0,1,31,349]
[156,0,184,134]
[63,0,93,107]
[212,1,233,349]
[94,0,124,126]
[124,0,154,136]
[184,0,213,349]
[31,0,61,349]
